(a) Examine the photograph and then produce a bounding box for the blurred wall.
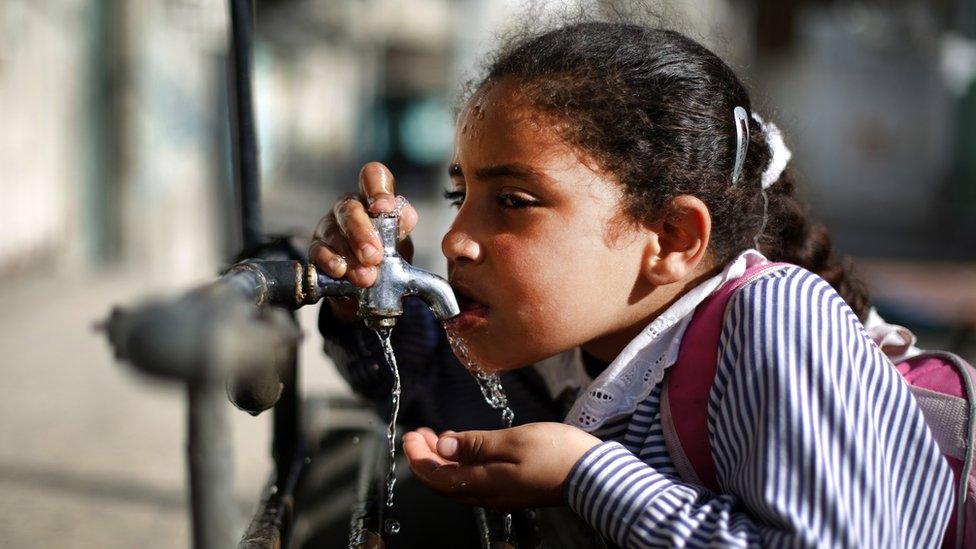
[1,0,973,277]
[0,0,228,287]
[0,1,88,274]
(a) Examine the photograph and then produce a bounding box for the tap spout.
[222,217,460,329]
[404,263,460,322]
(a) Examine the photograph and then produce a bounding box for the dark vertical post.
[273,348,300,493]
[226,5,303,546]
[228,0,262,251]
[188,382,238,549]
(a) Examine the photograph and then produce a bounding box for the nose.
[441,223,482,265]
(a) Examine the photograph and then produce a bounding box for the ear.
[642,195,710,286]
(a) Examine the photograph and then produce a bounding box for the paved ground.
[0,267,350,549]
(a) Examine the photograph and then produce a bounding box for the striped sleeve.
[565,267,954,548]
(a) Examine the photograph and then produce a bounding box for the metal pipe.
[228,0,262,250]
[188,382,239,549]
[349,432,384,548]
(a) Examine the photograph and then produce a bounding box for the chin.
[450,331,555,373]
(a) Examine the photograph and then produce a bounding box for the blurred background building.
[1,0,974,547]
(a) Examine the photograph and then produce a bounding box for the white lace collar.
[532,249,770,431]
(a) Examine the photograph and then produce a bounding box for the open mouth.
[448,283,488,331]
[455,290,487,313]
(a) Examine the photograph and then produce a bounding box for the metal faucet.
[225,214,459,329]
[105,213,458,416]
[347,214,459,329]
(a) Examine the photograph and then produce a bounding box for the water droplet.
[502,407,515,429]
[351,435,360,445]
[384,519,401,535]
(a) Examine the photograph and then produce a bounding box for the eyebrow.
[448,162,549,184]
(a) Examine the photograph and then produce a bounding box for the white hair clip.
[730,108,793,189]
[730,106,749,185]
[751,113,792,189]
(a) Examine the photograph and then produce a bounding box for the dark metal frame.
[229,2,305,547]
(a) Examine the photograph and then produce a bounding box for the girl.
[310,22,953,547]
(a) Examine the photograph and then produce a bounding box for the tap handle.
[370,214,400,255]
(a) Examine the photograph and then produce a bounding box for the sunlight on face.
[441,77,658,371]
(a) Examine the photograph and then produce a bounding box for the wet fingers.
[309,240,348,279]
[359,162,397,214]
[333,195,384,267]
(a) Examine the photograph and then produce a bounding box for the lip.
[447,281,489,332]
[448,307,488,332]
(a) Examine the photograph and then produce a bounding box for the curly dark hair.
[472,21,869,319]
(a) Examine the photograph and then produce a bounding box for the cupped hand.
[402,422,602,510]
[308,161,419,289]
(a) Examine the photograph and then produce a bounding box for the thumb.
[436,430,507,464]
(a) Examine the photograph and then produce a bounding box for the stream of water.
[373,324,518,544]
[374,328,401,536]
[445,328,515,545]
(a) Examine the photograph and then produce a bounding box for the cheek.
[475,232,613,364]
[491,233,570,315]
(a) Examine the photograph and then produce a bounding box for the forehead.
[455,78,571,165]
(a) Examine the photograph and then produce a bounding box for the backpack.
[660,262,976,548]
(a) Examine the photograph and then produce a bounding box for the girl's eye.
[442,189,465,208]
[497,193,537,209]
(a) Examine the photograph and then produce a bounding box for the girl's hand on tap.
[309,162,418,321]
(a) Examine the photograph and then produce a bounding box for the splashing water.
[375,328,401,514]
[445,329,515,427]
[444,326,515,544]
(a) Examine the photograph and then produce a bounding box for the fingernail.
[354,266,372,280]
[370,197,394,212]
[438,437,458,458]
[360,243,378,261]
[327,256,345,272]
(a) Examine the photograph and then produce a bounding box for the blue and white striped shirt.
[564,265,954,547]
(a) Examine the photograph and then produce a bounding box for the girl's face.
[443,78,659,371]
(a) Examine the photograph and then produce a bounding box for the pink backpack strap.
[661,262,790,492]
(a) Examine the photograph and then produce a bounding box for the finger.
[359,162,397,214]
[437,429,518,464]
[404,431,454,470]
[321,235,377,288]
[311,210,338,242]
[409,458,514,503]
[416,427,440,452]
[333,196,384,268]
[397,200,418,241]
[308,240,348,279]
[313,234,377,288]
